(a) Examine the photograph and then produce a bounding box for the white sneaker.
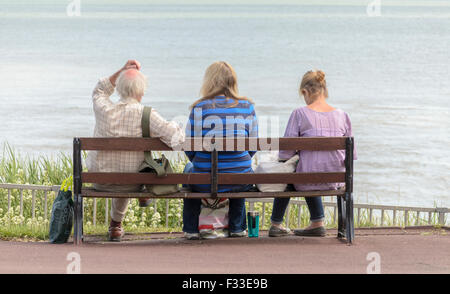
[200,231,219,240]
[230,230,247,238]
[200,229,228,239]
[184,232,200,240]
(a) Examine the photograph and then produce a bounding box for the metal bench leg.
[337,196,345,238]
[74,193,83,245]
[73,137,83,245]
[79,195,84,243]
[73,193,78,245]
[345,192,354,244]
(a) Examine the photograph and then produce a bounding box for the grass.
[0,143,73,186]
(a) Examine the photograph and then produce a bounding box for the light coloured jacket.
[86,77,185,173]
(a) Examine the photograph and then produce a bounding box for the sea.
[0,0,449,208]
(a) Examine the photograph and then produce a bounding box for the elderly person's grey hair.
[116,69,148,99]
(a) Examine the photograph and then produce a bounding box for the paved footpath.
[0,227,448,274]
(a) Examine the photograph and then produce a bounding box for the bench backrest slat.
[79,137,347,151]
[81,172,345,185]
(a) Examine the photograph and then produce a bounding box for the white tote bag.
[254,154,299,192]
[198,198,229,239]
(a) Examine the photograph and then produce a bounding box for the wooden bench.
[73,137,355,245]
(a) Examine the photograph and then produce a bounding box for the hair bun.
[315,70,326,83]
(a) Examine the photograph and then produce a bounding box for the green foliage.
[0,144,188,240]
[0,143,73,185]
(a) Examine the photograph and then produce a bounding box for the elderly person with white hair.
[87,60,185,241]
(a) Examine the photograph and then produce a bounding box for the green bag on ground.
[49,189,74,243]
[139,106,180,195]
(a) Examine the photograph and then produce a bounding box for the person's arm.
[279,109,301,161]
[92,78,115,114]
[149,109,185,149]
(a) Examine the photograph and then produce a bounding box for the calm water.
[0,1,449,207]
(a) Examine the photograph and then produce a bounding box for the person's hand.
[109,59,142,86]
[122,59,141,71]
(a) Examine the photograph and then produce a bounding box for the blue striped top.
[185,96,258,192]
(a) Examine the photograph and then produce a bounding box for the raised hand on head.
[123,59,141,71]
[110,59,142,86]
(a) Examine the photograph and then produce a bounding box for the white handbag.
[254,154,299,192]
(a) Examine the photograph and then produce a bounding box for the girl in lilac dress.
[269,70,357,237]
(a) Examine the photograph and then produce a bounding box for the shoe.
[184,232,200,240]
[268,225,291,237]
[294,226,326,237]
[139,198,152,207]
[200,231,219,240]
[108,220,125,242]
[230,230,247,238]
[200,229,228,239]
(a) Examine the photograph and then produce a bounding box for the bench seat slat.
[82,172,345,185]
[81,188,345,199]
[79,137,347,151]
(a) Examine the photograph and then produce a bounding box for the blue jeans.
[271,196,325,225]
[182,162,248,234]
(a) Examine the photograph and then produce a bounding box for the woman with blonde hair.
[268,70,357,237]
[183,61,258,240]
